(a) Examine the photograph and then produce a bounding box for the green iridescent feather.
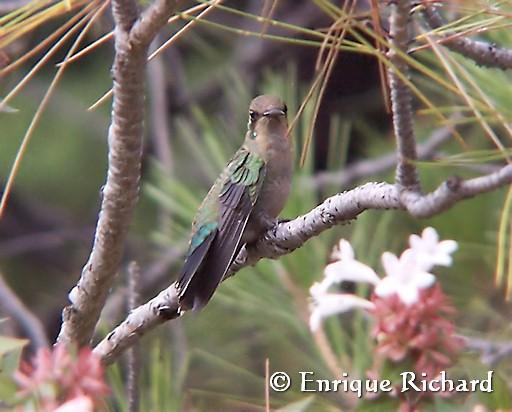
[186,147,264,257]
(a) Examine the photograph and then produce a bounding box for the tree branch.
[421,4,512,70]
[401,164,512,218]
[131,0,179,48]
[57,0,180,347]
[388,0,420,191]
[0,273,48,350]
[94,284,179,364]
[93,164,512,364]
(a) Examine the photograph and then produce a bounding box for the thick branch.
[388,0,420,190]
[422,4,512,70]
[94,165,512,364]
[0,273,48,350]
[57,0,179,347]
[94,286,179,364]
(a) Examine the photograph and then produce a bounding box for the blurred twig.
[0,228,92,258]
[57,0,181,347]
[126,262,141,412]
[461,335,512,367]
[101,246,184,324]
[0,272,49,350]
[309,115,459,189]
[273,263,356,408]
[148,35,173,175]
[421,4,512,70]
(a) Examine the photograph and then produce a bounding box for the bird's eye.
[283,104,288,115]
[249,110,258,122]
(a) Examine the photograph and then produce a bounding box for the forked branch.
[422,4,512,70]
[57,0,180,347]
[94,164,512,364]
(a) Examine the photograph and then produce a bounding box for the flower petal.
[398,283,419,305]
[409,233,421,250]
[55,396,93,412]
[439,240,458,254]
[423,227,439,244]
[324,260,380,285]
[331,239,354,261]
[309,280,330,299]
[412,271,436,289]
[375,276,400,298]
[381,252,400,277]
[309,293,374,331]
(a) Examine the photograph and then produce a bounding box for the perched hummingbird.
[177,95,293,311]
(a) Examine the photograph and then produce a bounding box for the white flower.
[409,227,458,271]
[375,249,435,305]
[309,240,379,331]
[324,240,380,287]
[308,228,455,330]
[331,239,355,261]
[309,288,374,331]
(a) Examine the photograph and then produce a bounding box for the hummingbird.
[176,95,293,311]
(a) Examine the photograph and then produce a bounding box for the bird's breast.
[243,142,293,243]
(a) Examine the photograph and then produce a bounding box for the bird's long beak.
[263,108,286,118]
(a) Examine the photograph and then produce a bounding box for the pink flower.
[372,285,463,377]
[14,344,109,411]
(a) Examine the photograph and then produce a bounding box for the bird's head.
[246,95,288,142]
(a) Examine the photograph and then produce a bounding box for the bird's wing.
[177,148,265,311]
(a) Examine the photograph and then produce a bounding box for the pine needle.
[0,0,108,219]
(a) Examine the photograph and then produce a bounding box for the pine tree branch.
[388,0,420,191]
[57,0,180,347]
[421,4,512,70]
[401,164,512,217]
[93,164,512,364]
